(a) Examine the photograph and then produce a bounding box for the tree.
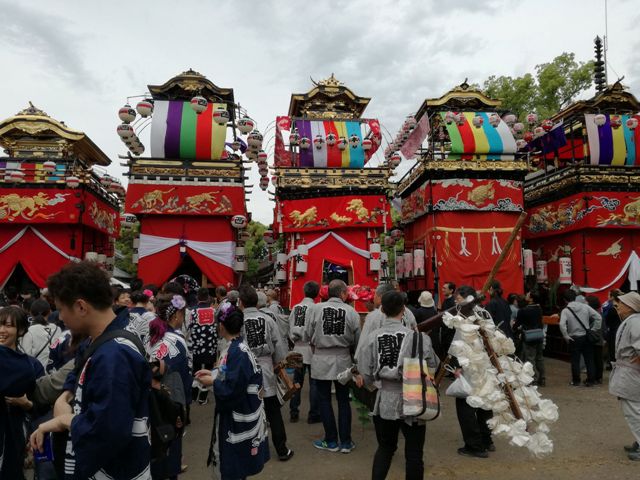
[243,220,269,282]
[115,224,139,277]
[483,53,594,119]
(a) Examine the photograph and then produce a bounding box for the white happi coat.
[288,297,316,365]
[609,312,640,400]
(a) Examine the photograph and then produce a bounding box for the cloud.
[0,1,97,88]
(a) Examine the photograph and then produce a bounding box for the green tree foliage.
[483,53,594,119]
[115,224,139,277]
[244,220,269,282]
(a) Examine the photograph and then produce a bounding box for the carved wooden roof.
[415,80,502,121]
[550,81,640,121]
[148,69,235,104]
[288,74,371,119]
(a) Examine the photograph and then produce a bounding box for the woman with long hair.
[148,293,191,480]
[20,299,61,368]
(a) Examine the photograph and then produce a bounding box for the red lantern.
[541,119,553,132]
[9,170,24,183]
[611,115,622,129]
[523,131,534,143]
[257,150,268,163]
[326,132,337,146]
[42,161,56,173]
[362,138,373,150]
[289,129,300,146]
[389,153,401,168]
[313,134,325,149]
[488,113,501,127]
[299,137,311,149]
[237,117,255,134]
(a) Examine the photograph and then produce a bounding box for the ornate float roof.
[148,68,235,104]
[288,74,371,119]
[551,80,640,121]
[414,80,502,121]
[0,103,110,165]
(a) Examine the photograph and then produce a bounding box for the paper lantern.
[313,134,325,149]
[108,181,121,193]
[190,96,208,114]
[396,254,404,279]
[360,138,373,151]
[533,126,545,138]
[42,161,57,173]
[389,153,401,168]
[472,115,484,128]
[444,111,455,125]
[259,176,269,190]
[296,244,308,273]
[403,252,414,279]
[257,150,268,163]
[120,213,138,228]
[131,144,144,156]
[626,117,638,130]
[118,104,136,123]
[263,230,274,244]
[246,149,258,160]
[513,122,525,133]
[413,249,425,277]
[299,137,311,149]
[237,117,255,134]
[212,106,230,125]
[337,136,348,150]
[526,113,538,126]
[233,246,247,272]
[136,100,153,117]
[488,113,501,127]
[594,113,606,126]
[247,130,263,148]
[326,132,337,146]
[66,176,80,188]
[231,215,248,229]
[558,257,572,284]
[275,253,287,282]
[272,175,278,187]
[349,134,360,148]
[541,119,553,132]
[455,113,465,126]
[369,242,381,271]
[85,251,98,262]
[117,123,135,138]
[9,170,24,183]
[523,131,534,143]
[516,139,527,150]
[258,166,268,177]
[503,114,517,126]
[610,115,622,129]
[523,249,534,276]
[535,260,548,283]
[230,140,242,151]
[289,129,300,146]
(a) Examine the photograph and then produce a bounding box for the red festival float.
[0,104,121,289]
[120,70,255,288]
[270,75,391,311]
[395,82,529,302]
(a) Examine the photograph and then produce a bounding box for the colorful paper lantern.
[389,153,401,168]
[503,114,517,126]
[513,122,525,133]
[472,115,484,128]
[362,138,373,150]
[610,115,622,129]
[299,136,311,149]
[523,249,534,276]
[190,96,208,114]
[489,113,501,127]
[626,117,638,130]
[259,176,269,190]
[516,139,527,150]
[523,131,534,143]
[257,150,268,163]
[533,126,545,138]
[541,119,553,132]
[234,246,248,272]
[526,113,538,126]
[369,242,381,271]
[212,106,230,125]
[275,253,287,282]
[349,134,360,148]
[558,257,572,284]
[117,123,135,138]
[247,130,263,148]
[237,116,255,134]
[9,170,24,183]
[42,161,56,173]
[337,136,348,150]
[594,113,607,126]
[289,129,300,146]
[66,176,80,188]
[296,244,308,274]
[118,104,136,123]
[444,111,455,125]
[313,134,325,149]
[413,249,425,277]
[535,260,548,283]
[326,132,337,146]
[136,100,153,117]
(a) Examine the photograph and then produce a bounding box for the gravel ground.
[182,358,638,479]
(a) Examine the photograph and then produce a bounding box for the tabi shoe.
[290,412,299,423]
[340,441,356,454]
[313,440,340,452]
[279,449,295,461]
[457,447,489,459]
[624,441,639,453]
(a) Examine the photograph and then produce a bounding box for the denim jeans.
[315,379,352,444]
[290,364,319,419]
[570,335,595,383]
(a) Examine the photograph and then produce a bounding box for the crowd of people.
[1,263,639,480]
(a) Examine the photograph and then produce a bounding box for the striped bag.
[402,331,440,421]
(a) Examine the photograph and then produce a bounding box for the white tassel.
[491,229,502,255]
[459,227,472,256]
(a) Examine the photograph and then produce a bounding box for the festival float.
[270,75,391,311]
[120,70,254,288]
[394,81,529,301]
[0,103,121,289]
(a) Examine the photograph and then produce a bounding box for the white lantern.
[558,257,572,284]
[337,136,348,150]
[131,144,145,156]
[513,122,525,133]
[212,106,230,125]
[534,126,545,138]
[84,251,98,262]
[349,134,360,148]
[257,150,268,163]
[326,132,337,146]
[389,153,401,168]
[296,244,308,273]
[369,242,381,271]
[299,137,311,149]
[535,260,548,283]
[403,252,414,279]
[259,176,269,190]
[66,176,80,189]
[108,181,121,193]
[258,166,268,176]
[275,253,287,282]
[488,113,501,127]
[246,149,258,160]
[42,161,57,173]
[289,129,300,146]
[444,111,455,125]
[9,170,24,183]
[120,213,138,228]
[118,104,136,123]
[503,114,517,126]
[516,139,527,150]
[391,228,403,240]
[523,249,534,276]
[234,246,248,272]
[626,117,638,130]
[237,116,255,134]
[190,96,208,114]
[247,130,263,148]
[384,236,395,247]
[117,123,135,138]
[271,175,278,187]
[362,138,373,150]
[136,100,153,117]
[263,230,274,244]
[472,115,484,128]
[526,113,538,126]
[231,215,248,229]
[396,254,404,279]
[313,134,325,149]
[413,249,425,277]
[455,113,465,126]
[594,113,607,126]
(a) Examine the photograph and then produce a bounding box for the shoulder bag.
[567,307,600,344]
[402,331,440,421]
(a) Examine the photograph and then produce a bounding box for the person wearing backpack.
[19,298,61,368]
[355,290,439,480]
[30,261,152,480]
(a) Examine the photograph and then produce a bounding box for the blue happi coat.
[64,319,151,480]
[213,337,269,479]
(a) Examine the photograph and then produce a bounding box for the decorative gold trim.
[148,69,234,103]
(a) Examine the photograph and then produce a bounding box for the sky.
[1,0,638,224]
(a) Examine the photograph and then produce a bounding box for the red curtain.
[138,216,235,287]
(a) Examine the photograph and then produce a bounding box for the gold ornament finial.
[17,102,49,117]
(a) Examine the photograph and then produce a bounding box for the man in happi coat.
[608,291,640,461]
[305,279,361,453]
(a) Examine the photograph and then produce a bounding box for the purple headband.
[218,301,238,324]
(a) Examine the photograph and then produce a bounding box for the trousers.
[315,379,352,444]
[621,398,640,444]
[371,416,425,480]
[455,398,493,452]
[570,335,595,383]
[290,364,319,419]
[522,341,546,383]
[263,395,288,456]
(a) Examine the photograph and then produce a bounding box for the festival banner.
[274,116,292,167]
[150,101,228,160]
[125,183,247,216]
[431,179,523,212]
[441,111,518,159]
[584,114,640,166]
[524,191,640,238]
[0,188,78,224]
[401,182,431,223]
[277,194,390,232]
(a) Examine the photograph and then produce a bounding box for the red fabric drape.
[138,216,235,287]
